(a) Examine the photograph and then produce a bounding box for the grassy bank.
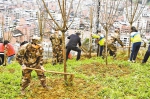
[0,53,150,99]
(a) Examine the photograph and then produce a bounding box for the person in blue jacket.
[129,26,142,63]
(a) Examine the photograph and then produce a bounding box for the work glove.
[22,64,26,70]
[41,66,46,72]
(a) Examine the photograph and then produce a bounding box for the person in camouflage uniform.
[16,36,48,95]
[50,30,63,65]
[102,29,124,59]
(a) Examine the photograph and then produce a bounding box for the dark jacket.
[67,34,81,47]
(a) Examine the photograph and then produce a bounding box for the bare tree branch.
[57,0,64,27]
[66,0,73,21]
[44,18,55,30]
[133,4,145,23]
[41,0,61,30]
[67,0,82,29]
[125,0,130,22]
[130,1,139,23]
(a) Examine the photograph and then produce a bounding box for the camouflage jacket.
[50,35,62,46]
[107,33,124,47]
[16,43,43,67]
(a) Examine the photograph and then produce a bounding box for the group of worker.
[92,28,124,59]
[49,26,150,64]
[4,26,150,95]
[92,26,149,63]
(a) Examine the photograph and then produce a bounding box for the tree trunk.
[89,26,92,58]
[96,0,100,33]
[128,23,132,58]
[62,31,67,81]
[105,30,108,65]
[97,45,100,57]
[3,50,7,66]
[96,0,100,57]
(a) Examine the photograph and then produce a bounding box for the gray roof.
[12,29,24,37]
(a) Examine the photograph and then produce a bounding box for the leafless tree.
[89,7,93,58]
[37,11,45,41]
[94,0,101,56]
[125,0,147,58]
[41,0,81,82]
[98,0,121,65]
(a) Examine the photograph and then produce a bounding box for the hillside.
[0,50,150,99]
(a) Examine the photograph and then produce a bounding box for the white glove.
[22,64,26,70]
[41,66,46,72]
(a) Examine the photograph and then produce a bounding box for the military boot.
[20,89,25,95]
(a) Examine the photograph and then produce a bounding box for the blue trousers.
[97,45,104,56]
[130,42,141,61]
[8,55,15,64]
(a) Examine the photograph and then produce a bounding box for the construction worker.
[102,29,124,59]
[91,33,105,56]
[16,36,49,95]
[50,30,63,65]
[129,26,142,63]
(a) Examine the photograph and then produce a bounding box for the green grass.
[0,53,150,99]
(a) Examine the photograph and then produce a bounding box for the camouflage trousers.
[102,43,117,59]
[21,65,46,90]
[52,46,63,65]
